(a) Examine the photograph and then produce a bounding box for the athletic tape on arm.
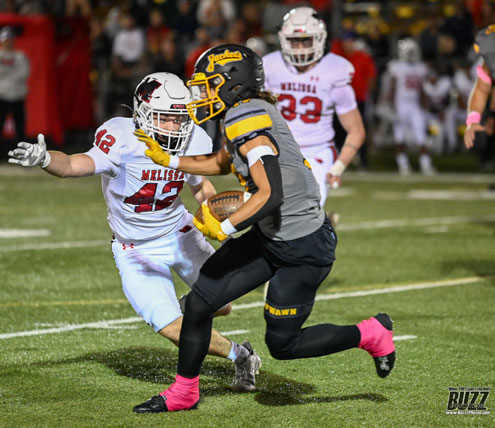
[246,145,276,167]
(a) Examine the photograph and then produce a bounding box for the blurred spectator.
[334,30,377,169]
[151,32,184,79]
[90,16,112,72]
[479,0,495,28]
[223,18,247,45]
[443,0,475,57]
[90,16,112,122]
[419,16,442,61]
[0,0,16,12]
[109,12,146,116]
[184,26,212,79]
[197,0,229,40]
[437,32,457,57]
[197,0,235,26]
[171,0,199,46]
[0,26,30,153]
[261,1,293,34]
[240,2,263,39]
[146,8,170,56]
[65,0,92,17]
[128,0,152,28]
[364,21,389,72]
[104,6,122,39]
[112,12,146,66]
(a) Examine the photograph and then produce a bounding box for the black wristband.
[489,110,495,118]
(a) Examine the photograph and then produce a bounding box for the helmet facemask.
[398,38,421,63]
[133,72,194,155]
[279,35,324,66]
[187,73,226,124]
[278,7,327,67]
[135,105,193,154]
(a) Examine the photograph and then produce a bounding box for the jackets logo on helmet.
[206,50,243,72]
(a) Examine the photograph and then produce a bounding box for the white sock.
[419,153,432,168]
[395,153,410,168]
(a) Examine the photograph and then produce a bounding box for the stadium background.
[1,2,495,426]
[0,0,494,174]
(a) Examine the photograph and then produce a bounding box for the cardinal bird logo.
[135,78,162,104]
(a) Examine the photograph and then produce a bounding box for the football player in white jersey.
[387,38,435,175]
[262,6,365,207]
[8,72,259,393]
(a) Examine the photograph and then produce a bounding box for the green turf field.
[1,165,494,428]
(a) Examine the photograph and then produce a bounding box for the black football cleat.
[372,313,396,378]
[133,395,199,413]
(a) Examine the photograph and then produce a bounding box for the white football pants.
[112,213,215,332]
[300,144,338,207]
[393,102,427,146]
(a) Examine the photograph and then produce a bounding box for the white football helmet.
[133,72,194,154]
[398,38,421,63]
[278,7,327,67]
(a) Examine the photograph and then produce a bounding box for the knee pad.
[264,300,313,360]
[184,289,215,322]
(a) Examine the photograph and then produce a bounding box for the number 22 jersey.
[262,51,357,148]
[85,117,212,242]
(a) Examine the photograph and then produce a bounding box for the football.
[195,190,251,223]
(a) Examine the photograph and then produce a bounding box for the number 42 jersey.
[85,117,212,242]
[262,51,357,148]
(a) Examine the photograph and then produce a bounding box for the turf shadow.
[27,346,389,406]
[254,391,388,406]
[34,346,318,398]
[441,258,495,280]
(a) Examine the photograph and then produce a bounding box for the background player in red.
[263,7,365,208]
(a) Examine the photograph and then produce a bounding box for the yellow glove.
[192,203,228,242]
[134,129,172,167]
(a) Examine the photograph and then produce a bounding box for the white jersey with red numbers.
[85,117,212,242]
[262,51,357,148]
[388,59,428,106]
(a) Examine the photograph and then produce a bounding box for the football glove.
[192,203,228,242]
[8,134,51,168]
[134,128,172,167]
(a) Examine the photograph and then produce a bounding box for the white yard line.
[0,276,485,340]
[374,189,495,201]
[341,171,495,184]
[219,329,250,336]
[2,214,494,253]
[234,276,484,310]
[0,239,110,252]
[394,335,417,341]
[0,229,51,238]
[337,215,495,232]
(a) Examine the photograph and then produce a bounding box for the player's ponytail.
[253,90,278,105]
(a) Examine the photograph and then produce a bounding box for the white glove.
[8,134,51,168]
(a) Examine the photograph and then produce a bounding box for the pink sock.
[357,317,394,357]
[159,374,200,411]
